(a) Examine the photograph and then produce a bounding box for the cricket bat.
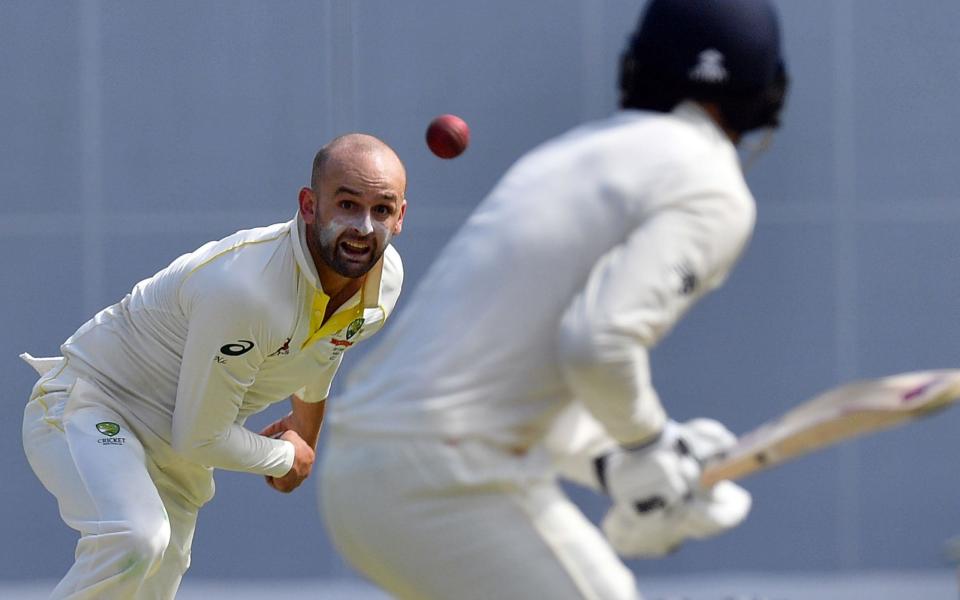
[700,369,960,487]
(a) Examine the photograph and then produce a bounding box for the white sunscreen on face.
[320,212,392,248]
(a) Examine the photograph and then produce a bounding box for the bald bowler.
[21,133,406,599]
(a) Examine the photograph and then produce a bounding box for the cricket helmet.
[619,0,789,133]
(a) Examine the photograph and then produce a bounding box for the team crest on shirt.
[345,318,365,340]
[325,318,365,361]
[96,422,125,445]
[96,422,119,436]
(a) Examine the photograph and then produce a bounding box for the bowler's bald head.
[311,133,406,193]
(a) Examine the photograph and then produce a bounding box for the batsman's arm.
[557,164,753,447]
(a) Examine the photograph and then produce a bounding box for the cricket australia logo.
[96,421,126,445]
[688,49,728,84]
[326,318,365,362]
[345,318,365,340]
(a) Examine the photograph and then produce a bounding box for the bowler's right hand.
[265,430,315,493]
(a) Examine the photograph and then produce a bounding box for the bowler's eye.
[373,205,393,216]
[338,200,356,210]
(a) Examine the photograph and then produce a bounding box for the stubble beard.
[314,222,390,279]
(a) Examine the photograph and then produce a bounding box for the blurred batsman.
[319,1,789,599]
[20,134,406,599]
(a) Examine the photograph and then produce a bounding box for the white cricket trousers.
[21,357,205,600]
[319,429,641,600]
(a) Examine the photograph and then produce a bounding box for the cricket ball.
[426,114,470,159]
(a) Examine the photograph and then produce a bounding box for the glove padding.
[599,418,751,558]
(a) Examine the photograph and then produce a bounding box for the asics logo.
[220,340,255,356]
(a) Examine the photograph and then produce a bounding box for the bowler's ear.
[298,187,317,224]
[393,198,407,235]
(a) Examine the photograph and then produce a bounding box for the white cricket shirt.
[60,214,402,477]
[330,103,755,447]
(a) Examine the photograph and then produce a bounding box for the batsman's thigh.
[321,437,639,600]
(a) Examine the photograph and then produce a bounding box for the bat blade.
[701,369,960,487]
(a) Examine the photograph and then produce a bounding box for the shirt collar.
[293,212,384,309]
[672,100,731,145]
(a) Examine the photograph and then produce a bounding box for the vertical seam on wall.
[325,0,357,135]
[579,0,605,122]
[79,2,104,316]
[349,3,359,132]
[322,1,334,138]
[833,0,861,570]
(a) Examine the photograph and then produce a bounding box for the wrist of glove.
[595,418,752,558]
[594,420,700,513]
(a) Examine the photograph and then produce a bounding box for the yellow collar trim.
[302,288,366,349]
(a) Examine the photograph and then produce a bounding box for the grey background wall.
[3,0,959,585]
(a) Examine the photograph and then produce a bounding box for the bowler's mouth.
[339,238,373,261]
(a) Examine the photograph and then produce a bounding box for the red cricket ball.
[426,114,470,159]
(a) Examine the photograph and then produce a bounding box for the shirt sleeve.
[171,275,295,478]
[299,354,344,404]
[557,163,755,446]
[542,402,618,491]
